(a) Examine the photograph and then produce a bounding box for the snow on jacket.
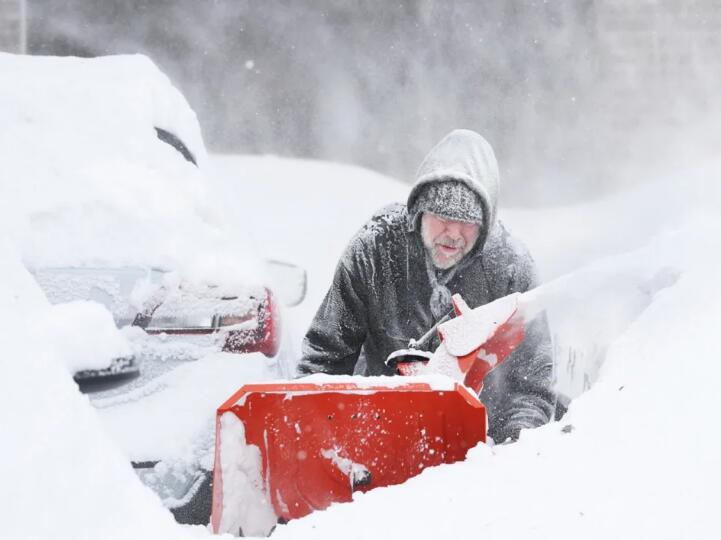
[298,130,555,442]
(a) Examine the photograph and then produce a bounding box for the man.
[298,129,555,443]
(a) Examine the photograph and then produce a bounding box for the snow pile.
[522,247,680,398]
[0,246,199,540]
[504,165,721,281]
[0,54,252,540]
[39,300,132,373]
[215,413,277,537]
[94,352,278,463]
[0,52,261,288]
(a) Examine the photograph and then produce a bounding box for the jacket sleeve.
[297,243,370,376]
[483,249,556,443]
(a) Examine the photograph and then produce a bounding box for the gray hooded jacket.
[299,130,555,442]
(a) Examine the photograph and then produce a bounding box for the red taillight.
[223,288,280,358]
[256,288,280,357]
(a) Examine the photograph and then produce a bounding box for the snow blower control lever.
[410,311,452,350]
[385,311,452,374]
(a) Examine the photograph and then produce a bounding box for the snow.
[503,167,721,282]
[93,352,278,463]
[135,276,264,327]
[3,52,721,540]
[320,448,371,489]
[0,54,266,540]
[39,300,133,373]
[435,292,519,357]
[421,342,465,382]
[0,52,261,288]
[519,244,682,398]
[206,154,409,349]
[34,266,162,326]
[0,246,199,540]
[215,413,276,537]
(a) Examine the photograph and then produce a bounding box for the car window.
[155,127,197,166]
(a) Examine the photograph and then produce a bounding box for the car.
[1,52,305,524]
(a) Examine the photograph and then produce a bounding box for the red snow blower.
[211,293,525,535]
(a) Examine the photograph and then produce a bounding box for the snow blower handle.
[408,311,453,350]
[386,310,453,375]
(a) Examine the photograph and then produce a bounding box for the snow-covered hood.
[407,129,500,251]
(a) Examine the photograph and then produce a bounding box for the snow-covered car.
[0,52,305,523]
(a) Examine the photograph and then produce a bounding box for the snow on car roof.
[0,52,206,167]
[0,53,259,283]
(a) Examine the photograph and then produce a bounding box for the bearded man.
[298,129,555,443]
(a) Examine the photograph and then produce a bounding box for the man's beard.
[421,224,471,270]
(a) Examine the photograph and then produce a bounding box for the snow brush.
[210,293,525,536]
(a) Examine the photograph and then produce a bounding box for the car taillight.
[223,288,279,358]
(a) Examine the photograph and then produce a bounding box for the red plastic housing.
[456,312,525,394]
[211,380,486,530]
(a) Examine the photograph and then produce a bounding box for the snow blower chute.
[211,293,525,536]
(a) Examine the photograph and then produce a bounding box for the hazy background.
[26,0,721,205]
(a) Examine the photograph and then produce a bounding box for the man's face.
[421,212,481,269]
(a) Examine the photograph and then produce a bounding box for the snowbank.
[0,246,201,540]
[94,352,278,463]
[0,53,261,288]
[504,163,721,281]
[0,53,238,540]
[39,300,132,373]
[215,413,277,537]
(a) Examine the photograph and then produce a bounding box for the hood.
[407,129,500,251]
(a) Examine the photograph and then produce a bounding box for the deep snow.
[2,53,721,540]
[0,52,263,290]
[1,54,296,529]
[5,151,721,539]
[0,247,202,540]
[0,53,237,540]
